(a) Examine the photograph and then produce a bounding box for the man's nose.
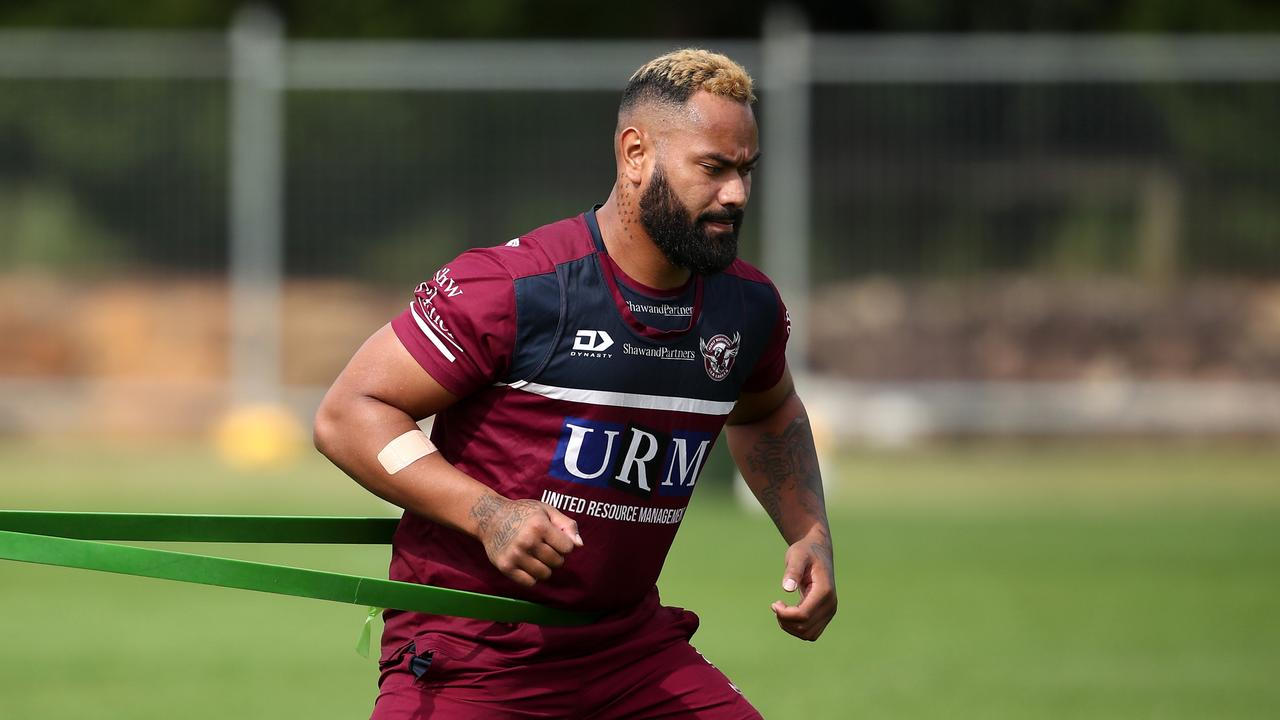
[718,173,747,208]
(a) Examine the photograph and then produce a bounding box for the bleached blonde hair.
[620,48,756,113]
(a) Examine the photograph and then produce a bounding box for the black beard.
[638,167,742,276]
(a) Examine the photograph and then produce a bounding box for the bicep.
[727,365,795,426]
[323,322,460,421]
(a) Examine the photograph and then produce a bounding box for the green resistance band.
[0,511,598,655]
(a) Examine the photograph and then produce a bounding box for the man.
[315,48,835,719]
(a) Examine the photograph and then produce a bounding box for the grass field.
[1,439,1279,719]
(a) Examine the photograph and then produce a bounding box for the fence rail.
[3,13,1279,437]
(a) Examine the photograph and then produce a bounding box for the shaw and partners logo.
[410,271,466,362]
[622,344,697,362]
[625,299,694,318]
[549,417,714,499]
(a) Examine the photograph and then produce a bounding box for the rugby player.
[315,48,836,719]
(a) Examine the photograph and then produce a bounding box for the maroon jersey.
[383,209,788,658]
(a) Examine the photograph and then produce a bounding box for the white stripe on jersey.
[409,302,457,363]
[514,382,736,416]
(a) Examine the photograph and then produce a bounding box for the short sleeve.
[390,249,515,397]
[741,288,789,393]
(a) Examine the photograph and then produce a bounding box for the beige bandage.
[377,429,437,475]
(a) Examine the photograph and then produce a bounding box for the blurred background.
[2,2,1278,718]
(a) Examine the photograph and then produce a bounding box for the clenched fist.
[470,494,584,587]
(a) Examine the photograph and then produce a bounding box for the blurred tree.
[1,0,1278,276]
[4,0,1280,35]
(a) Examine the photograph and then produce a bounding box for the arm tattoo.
[471,495,535,553]
[470,494,502,533]
[745,416,827,535]
[811,541,834,574]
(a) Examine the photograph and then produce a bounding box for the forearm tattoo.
[470,495,534,553]
[745,416,828,535]
[811,541,834,576]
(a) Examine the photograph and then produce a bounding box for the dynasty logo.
[571,329,614,358]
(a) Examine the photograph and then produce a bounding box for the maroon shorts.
[370,604,762,719]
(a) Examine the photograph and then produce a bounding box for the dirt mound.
[811,277,1280,381]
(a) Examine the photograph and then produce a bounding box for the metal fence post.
[761,5,813,371]
[228,6,284,405]
[740,6,818,512]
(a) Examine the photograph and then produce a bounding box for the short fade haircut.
[620,48,756,116]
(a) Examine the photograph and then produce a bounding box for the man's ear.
[618,126,647,186]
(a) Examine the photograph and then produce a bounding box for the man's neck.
[595,191,692,291]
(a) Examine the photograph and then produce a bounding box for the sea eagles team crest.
[699,332,741,382]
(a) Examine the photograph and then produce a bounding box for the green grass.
[2,440,1279,719]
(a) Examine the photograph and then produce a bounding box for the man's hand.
[770,527,836,641]
[727,373,837,641]
[470,494,584,587]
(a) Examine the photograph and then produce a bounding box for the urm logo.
[549,417,713,498]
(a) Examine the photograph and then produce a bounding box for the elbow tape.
[377,429,437,475]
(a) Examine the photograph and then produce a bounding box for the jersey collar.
[584,207,704,340]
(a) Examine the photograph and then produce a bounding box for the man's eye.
[701,164,723,174]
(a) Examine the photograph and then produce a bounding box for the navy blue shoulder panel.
[502,224,781,400]
[506,271,563,383]
[700,270,780,385]
[707,270,780,330]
